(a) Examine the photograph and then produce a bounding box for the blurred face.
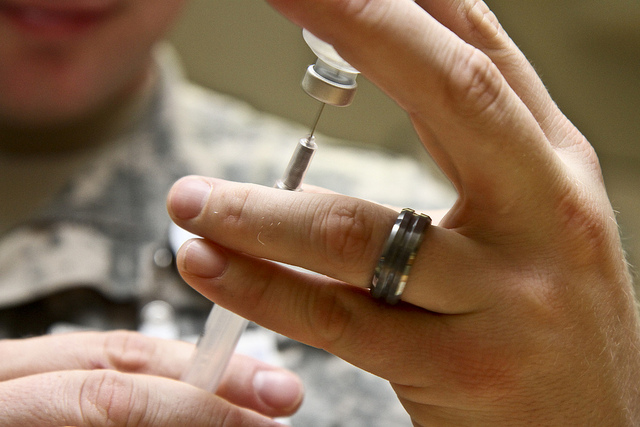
[0,0,187,126]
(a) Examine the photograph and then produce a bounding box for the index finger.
[0,331,191,381]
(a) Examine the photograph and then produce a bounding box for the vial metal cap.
[302,64,357,107]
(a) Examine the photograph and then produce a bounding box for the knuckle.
[463,0,509,50]
[554,183,615,263]
[218,406,246,427]
[79,370,147,426]
[444,47,505,122]
[316,201,379,273]
[218,184,252,227]
[305,282,354,351]
[240,262,281,317]
[101,330,158,374]
[215,184,269,236]
[331,0,391,28]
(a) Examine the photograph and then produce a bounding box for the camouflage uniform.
[0,46,454,426]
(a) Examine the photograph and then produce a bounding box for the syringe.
[180,105,327,393]
[180,304,249,392]
[181,29,357,394]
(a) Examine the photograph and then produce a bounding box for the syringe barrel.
[275,136,317,191]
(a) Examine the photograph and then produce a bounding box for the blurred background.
[169,0,640,281]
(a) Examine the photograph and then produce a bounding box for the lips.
[0,0,120,39]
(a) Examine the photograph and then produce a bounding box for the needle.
[309,102,325,138]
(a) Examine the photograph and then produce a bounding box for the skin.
[0,0,186,126]
[167,0,640,425]
[0,0,304,424]
[0,331,303,426]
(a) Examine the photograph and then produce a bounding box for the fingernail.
[169,177,211,220]
[182,239,227,278]
[254,370,304,411]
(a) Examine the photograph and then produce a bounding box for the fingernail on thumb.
[254,370,304,411]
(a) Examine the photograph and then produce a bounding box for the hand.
[166,0,640,425]
[0,331,303,426]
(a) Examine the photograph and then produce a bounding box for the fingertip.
[179,239,228,279]
[253,369,305,414]
[167,176,212,221]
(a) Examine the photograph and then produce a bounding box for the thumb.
[0,370,285,427]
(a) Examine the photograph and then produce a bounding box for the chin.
[1,89,117,129]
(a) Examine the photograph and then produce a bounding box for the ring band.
[371,209,431,305]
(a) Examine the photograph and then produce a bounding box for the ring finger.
[175,235,484,390]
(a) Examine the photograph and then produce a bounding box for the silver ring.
[371,208,431,305]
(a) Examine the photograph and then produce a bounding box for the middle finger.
[168,177,498,313]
